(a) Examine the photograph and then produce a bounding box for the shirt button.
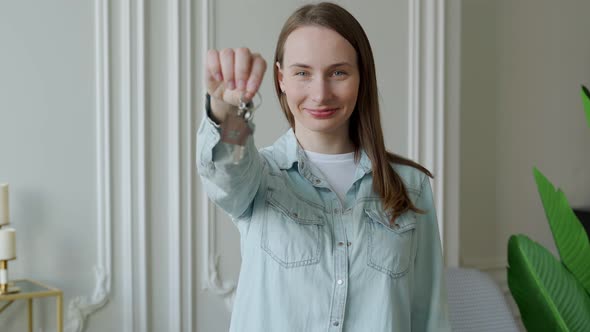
[333,321,339,327]
[347,242,352,247]
[337,242,344,246]
[333,208,339,214]
[337,279,343,285]
[314,179,321,184]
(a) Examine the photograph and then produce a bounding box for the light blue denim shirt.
[197,110,451,332]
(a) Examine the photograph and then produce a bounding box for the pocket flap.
[364,208,416,233]
[267,191,325,225]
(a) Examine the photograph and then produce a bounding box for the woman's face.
[277,26,360,138]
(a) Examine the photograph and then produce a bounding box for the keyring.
[239,92,262,121]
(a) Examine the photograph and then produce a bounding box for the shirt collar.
[271,128,373,175]
[270,128,299,170]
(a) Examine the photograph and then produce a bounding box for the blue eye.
[333,70,347,77]
[295,71,308,76]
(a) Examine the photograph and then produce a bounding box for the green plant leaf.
[533,167,590,295]
[508,235,590,331]
[582,85,590,128]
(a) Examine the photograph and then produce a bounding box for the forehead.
[283,25,357,66]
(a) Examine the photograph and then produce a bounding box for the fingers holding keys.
[206,47,267,107]
[219,48,236,91]
[244,53,266,101]
[234,48,252,92]
[206,49,223,97]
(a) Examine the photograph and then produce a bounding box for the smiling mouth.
[305,108,338,118]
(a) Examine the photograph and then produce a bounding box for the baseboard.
[460,255,507,270]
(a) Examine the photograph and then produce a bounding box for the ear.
[276,61,285,93]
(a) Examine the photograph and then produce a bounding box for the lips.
[305,108,338,119]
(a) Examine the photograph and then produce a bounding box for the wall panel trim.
[120,0,149,330]
[62,1,114,330]
[198,0,237,312]
[408,0,461,267]
[168,0,196,330]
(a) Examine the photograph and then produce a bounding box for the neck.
[294,125,355,154]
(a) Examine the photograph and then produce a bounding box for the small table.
[0,279,63,332]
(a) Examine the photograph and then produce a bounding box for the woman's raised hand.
[206,48,267,120]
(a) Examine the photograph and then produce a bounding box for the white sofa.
[446,267,521,332]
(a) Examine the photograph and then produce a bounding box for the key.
[220,96,253,164]
[233,144,245,162]
[220,111,251,164]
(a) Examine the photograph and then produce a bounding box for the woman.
[198,2,451,331]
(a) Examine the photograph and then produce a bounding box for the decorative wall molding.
[408,0,458,265]
[168,0,196,330]
[168,0,182,330]
[408,0,445,237]
[62,1,114,331]
[64,1,150,331]
[120,0,149,331]
[199,0,237,312]
[180,0,195,330]
[442,0,461,268]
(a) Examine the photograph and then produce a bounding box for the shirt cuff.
[205,93,222,129]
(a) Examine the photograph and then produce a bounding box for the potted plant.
[507,85,590,331]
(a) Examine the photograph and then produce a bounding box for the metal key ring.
[239,92,262,117]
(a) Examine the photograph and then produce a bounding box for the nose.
[310,77,333,104]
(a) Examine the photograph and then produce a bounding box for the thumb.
[206,69,224,99]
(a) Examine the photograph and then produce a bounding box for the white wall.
[460,0,590,322]
[0,1,100,330]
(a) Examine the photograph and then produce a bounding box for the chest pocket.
[365,208,416,278]
[261,189,325,268]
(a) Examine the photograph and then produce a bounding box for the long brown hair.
[273,2,433,224]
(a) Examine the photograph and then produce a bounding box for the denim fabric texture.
[197,110,452,332]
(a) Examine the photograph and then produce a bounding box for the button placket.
[328,201,348,331]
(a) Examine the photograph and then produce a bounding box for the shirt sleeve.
[196,95,265,221]
[411,175,452,332]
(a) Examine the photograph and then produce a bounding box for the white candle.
[0,184,9,226]
[0,228,16,260]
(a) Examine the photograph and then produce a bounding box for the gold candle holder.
[0,259,19,294]
[0,184,19,294]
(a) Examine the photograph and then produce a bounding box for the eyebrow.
[288,62,353,69]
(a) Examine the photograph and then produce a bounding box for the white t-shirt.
[304,150,357,204]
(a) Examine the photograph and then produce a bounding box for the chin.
[301,120,348,134]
